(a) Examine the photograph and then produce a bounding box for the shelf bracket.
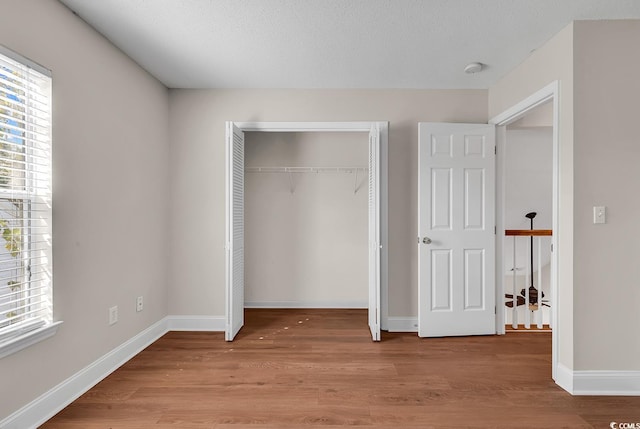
[287,169,295,194]
[354,168,365,194]
[354,169,358,194]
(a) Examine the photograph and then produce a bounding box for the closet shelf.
[245,166,368,173]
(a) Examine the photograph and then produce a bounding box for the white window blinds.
[0,46,52,347]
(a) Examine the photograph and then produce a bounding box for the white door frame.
[489,81,560,381]
[229,121,389,334]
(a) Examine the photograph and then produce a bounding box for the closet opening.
[245,131,368,310]
[225,122,388,342]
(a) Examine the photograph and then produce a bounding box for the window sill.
[0,321,63,359]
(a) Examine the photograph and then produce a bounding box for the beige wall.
[504,127,553,231]
[168,89,487,318]
[244,132,368,307]
[573,20,640,370]
[0,0,170,419]
[492,19,640,373]
[489,23,574,370]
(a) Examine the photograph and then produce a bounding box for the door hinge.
[551,243,553,252]
[494,226,496,235]
[494,306,497,315]
[494,146,497,155]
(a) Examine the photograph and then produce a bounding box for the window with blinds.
[0,46,53,352]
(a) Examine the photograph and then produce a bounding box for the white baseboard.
[165,315,226,331]
[555,363,574,393]
[1,318,169,429]
[0,315,226,429]
[244,301,367,309]
[556,363,640,395]
[573,370,640,395]
[386,317,418,332]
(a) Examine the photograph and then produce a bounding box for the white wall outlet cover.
[109,306,118,325]
[593,206,606,224]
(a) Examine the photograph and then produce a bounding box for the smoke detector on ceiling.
[464,62,484,74]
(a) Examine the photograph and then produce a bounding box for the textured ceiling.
[58,0,640,89]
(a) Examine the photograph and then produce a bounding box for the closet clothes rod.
[244,166,368,173]
[245,166,368,194]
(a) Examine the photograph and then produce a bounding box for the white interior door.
[368,124,381,341]
[225,122,245,341]
[418,123,496,337]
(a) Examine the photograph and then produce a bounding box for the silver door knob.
[422,237,432,244]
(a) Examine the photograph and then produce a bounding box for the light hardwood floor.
[42,309,640,428]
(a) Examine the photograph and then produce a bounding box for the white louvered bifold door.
[225,122,244,341]
[368,124,381,341]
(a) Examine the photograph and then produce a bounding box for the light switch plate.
[593,206,606,224]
